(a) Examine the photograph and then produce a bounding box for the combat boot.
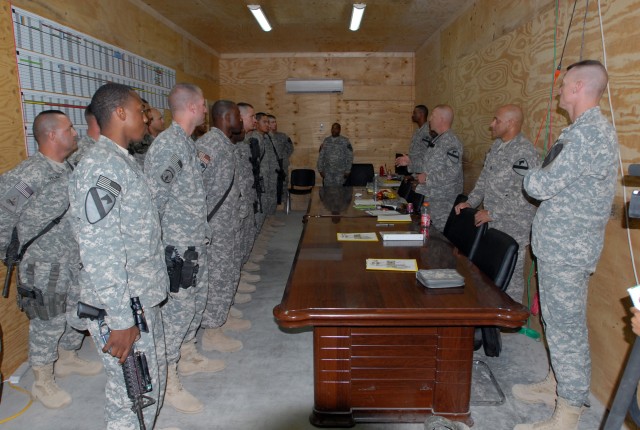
[201,328,243,353]
[165,364,203,414]
[32,363,72,409]
[222,317,251,332]
[241,271,260,283]
[249,253,265,263]
[234,292,252,304]
[229,306,243,319]
[178,339,225,376]
[243,261,260,272]
[514,397,582,430]
[56,348,103,377]
[237,281,256,293]
[512,370,556,406]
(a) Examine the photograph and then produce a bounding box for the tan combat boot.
[240,271,260,283]
[222,317,251,332]
[165,364,204,414]
[243,261,260,272]
[514,397,582,430]
[237,281,256,293]
[512,370,557,406]
[234,292,252,304]
[32,363,72,409]
[201,328,243,353]
[56,348,103,377]
[178,339,225,376]
[229,306,243,319]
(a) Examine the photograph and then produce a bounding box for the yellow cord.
[0,383,33,424]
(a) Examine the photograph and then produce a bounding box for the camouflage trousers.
[537,259,591,407]
[505,246,527,304]
[29,313,85,367]
[161,245,208,365]
[88,305,165,430]
[201,231,241,328]
[237,213,257,265]
[428,198,454,233]
[322,173,345,187]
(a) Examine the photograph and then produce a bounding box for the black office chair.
[345,163,374,186]
[469,228,519,406]
[407,189,425,211]
[286,169,316,214]
[443,207,486,260]
[397,177,414,200]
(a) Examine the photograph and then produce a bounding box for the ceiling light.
[248,5,272,32]
[349,3,366,31]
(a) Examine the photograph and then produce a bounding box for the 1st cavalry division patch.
[85,175,121,224]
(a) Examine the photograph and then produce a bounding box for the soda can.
[407,203,413,214]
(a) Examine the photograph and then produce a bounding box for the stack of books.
[416,269,465,288]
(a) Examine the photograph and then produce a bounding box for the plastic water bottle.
[420,202,431,238]
[373,173,378,206]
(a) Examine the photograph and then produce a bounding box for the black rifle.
[77,299,154,430]
[2,227,20,298]
[248,137,263,213]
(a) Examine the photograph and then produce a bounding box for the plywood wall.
[416,0,640,414]
[0,0,220,378]
[219,53,415,179]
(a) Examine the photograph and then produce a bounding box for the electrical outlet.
[9,362,30,384]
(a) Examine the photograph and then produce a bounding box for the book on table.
[379,231,423,241]
[377,214,412,223]
[365,258,418,272]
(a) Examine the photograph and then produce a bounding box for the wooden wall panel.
[219,55,415,180]
[416,0,640,417]
[0,1,29,380]
[0,0,219,378]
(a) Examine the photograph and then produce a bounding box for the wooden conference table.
[273,187,528,427]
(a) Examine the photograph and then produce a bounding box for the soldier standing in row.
[454,104,539,303]
[513,60,618,430]
[69,83,168,428]
[397,105,463,231]
[198,100,250,353]
[317,123,353,186]
[0,110,102,409]
[145,83,218,414]
[267,114,294,207]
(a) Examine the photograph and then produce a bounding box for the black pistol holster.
[165,246,199,293]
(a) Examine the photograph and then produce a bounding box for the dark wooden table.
[273,188,529,427]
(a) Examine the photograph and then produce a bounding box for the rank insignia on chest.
[512,158,529,176]
[542,143,563,168]
[447,149,460,163]
[0,180,34,213]
[85,175,121,224]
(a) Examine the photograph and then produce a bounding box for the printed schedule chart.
[12,7,176,155]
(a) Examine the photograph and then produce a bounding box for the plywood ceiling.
[139,0,472,54]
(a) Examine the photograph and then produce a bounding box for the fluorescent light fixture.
[349,3,366,31]
[248,5,272,32]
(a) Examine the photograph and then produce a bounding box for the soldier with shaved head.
[513,60,618,430]
[455,104,539,303]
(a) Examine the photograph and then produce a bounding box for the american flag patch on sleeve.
[96,175,121,197]
[15,181,34,198]
[170,154,183,172]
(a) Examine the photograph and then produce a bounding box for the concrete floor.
[0,211,608,429]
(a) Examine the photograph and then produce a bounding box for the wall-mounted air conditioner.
[285,79,344,94]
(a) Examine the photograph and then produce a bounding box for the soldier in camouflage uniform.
[197,100,250,354]
[0,110,102,409]
[513,60,618,430]
[268,114,294,210]
[317,123,353,186]
[68,84,168,429]
[144,83,217,414]
[254,112,279,221]
[395,105,432,176]
[235,104,266,281]
[67,105,100,167]
[408,105,463,232]
[454,104,539,303]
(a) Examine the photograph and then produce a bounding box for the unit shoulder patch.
[447,149,460,163]
[512,158,529,176]
[0,180,34,213]
[85,176,120,224]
